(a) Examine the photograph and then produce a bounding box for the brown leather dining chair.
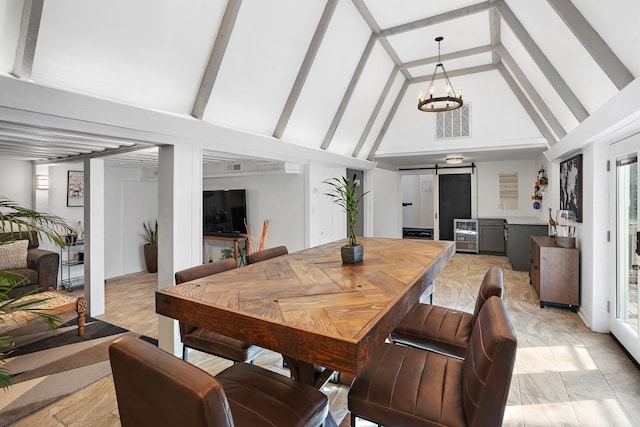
[349,296,517,427]
[175,258,265,364]
[246,245,288,264]
[109,335,329,427]
[391,266,504,358]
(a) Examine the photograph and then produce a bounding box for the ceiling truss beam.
[493,0,588,122]
[379,1,493,38]
[191,0,242,119]
[353,66,399,158]
[401,45,493,70]
[273,0,338,139]
[546,0,633,91]
[321,33,377,150]
[12,0,43,80]
[496,44,566,139]
[497,62,556,147]
[367,80,409,161]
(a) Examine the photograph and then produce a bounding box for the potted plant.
[324,174,369,263]
[142,220,158,273]
[0,196,74,389]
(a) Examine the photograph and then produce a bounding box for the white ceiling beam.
[496,63,555,147]
[367,80,410,161]
[489,8,501,65]
[12,0,43,80]
[351,0,411,80]
[547,0,633,91]
[321,33,377,150]
[352,66,399,157]
[273,0,338,139]
[497,44,566,138]
[493,0,588,122]
[191,0,242,119]
[401,45,493,70]
[379,2,493,37]
[411,64,495,84]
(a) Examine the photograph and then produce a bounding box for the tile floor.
[8,252,640,426]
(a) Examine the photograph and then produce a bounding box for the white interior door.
[610,136,640,363]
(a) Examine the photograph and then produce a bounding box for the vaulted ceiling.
[0,0,637,168]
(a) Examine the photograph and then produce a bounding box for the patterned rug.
[0,317,132,426]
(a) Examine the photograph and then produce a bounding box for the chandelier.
[417,37,463,112]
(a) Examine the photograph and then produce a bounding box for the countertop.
[475,216,547,225]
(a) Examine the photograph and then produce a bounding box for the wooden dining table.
[156,237,454,389]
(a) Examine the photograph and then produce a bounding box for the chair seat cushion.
[183,328,264,362]
[217,362,329,427]
[392,303,473,358]
[349,343,466,427]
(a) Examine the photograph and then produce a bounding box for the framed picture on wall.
[67,170,84,207]
[559,154,582,223]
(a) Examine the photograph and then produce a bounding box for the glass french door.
[611,139,640,362]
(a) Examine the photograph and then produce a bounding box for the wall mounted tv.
[203,189,247,237]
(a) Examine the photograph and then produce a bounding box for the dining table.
[156,237,454,390]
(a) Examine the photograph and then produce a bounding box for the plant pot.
[341,244,364,264]
[144,244,158,273]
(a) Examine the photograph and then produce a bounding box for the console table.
[529,235,579,311]
[203,235,247,260]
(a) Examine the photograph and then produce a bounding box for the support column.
[84,158,105,316]
[157,144,203,357]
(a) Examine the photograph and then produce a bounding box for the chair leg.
[430,293,433,304]
[351,413,356,426]
[182,346,188,361]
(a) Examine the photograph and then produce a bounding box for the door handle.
[636,232,640,256]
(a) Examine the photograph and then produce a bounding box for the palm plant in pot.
[0,196,74,389]
[142,220,158,273]
[324,174,368,263]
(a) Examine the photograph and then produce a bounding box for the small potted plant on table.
[324,174,368,263]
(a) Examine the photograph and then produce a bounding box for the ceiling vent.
[225,163,243,173]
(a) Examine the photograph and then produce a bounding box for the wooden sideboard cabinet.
[529,235,579,312]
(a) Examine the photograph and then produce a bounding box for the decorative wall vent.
[435,104,471,139]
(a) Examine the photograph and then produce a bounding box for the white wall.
[203,172,306,259]
[0,159,32,207]
[476,160,542,218]
[372,168,401,238]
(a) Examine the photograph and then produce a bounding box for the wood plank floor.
[11,253,640,426]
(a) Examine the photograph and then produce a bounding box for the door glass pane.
[616,155,639,336]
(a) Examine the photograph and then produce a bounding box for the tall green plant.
[0,196,74,389]
[142,220,158,245]
[324,174,368,246]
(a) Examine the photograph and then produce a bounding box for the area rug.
[0,317,133,426]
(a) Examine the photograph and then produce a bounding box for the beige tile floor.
[10,253,640,426]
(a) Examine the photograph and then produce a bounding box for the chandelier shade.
[418,37,463,112]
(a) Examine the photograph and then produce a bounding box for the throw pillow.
[0,240,29,270]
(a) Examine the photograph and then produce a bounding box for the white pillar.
[84,158,105,316]
[157,144,203,357]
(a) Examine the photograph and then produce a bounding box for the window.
[499,171,518,210]
[435,104,471,139]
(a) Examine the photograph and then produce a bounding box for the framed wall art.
[559,154,582,223]
[67,170,84,207]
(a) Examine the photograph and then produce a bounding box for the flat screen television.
[203,189,247,237]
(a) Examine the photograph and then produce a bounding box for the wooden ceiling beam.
[273,0,338,139]
[12,0,43,80]
[493,0,588,122]
[191,0,242,119]
[547,0,633,91]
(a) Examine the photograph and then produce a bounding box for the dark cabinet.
[529,236,579,311]
[478,218,506,253]
[506,223,547,271]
